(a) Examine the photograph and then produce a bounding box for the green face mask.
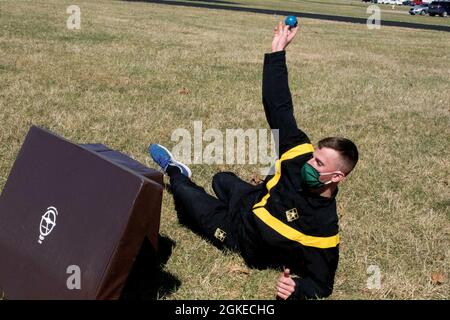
[300,162,338,189]
[300,163,325,189]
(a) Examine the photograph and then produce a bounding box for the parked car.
[428,0,450,16]
[403,0,416,5]
[409,3,429,14]
[381,0,403,4]
[378,0,408,4]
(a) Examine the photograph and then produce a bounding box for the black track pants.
[169,171,253,252]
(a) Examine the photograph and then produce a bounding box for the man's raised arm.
[263,22,310,155]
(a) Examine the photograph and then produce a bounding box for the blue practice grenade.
[285,15,298,28]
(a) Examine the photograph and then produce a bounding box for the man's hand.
[276,268,296,300]
[271,21,299,53]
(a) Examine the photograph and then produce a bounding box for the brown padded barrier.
[0,126,164,299]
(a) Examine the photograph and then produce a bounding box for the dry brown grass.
[0,0,449,299]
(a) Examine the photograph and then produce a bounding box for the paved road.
[132,0,450,32]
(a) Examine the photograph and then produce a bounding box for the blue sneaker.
[148,144,192,178]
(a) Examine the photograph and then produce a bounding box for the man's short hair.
[318,137,359,175]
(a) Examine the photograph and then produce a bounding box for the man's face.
[306,147,345,184]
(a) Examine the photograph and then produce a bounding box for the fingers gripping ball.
[285,15,298,28]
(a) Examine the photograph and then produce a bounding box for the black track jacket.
[238,51,340,300]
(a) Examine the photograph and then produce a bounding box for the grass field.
[143,0,450,26]
[0,0,449,299]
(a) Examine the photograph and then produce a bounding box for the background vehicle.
[428,1,450,16]
[409,3,430,14]
[379,0,403,4]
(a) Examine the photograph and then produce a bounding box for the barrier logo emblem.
[38,206,58,244]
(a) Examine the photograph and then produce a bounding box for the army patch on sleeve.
[286,208,299,222]
[214,228,226,242]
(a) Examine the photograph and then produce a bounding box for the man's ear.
[332,172,345,183]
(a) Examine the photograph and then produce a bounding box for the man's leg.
[212,171,254,204]
[168,168,239,251]
[149,144,239,251]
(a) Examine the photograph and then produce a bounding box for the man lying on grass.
[148,21,358,299]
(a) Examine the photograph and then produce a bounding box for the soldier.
[149,21,358,299]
